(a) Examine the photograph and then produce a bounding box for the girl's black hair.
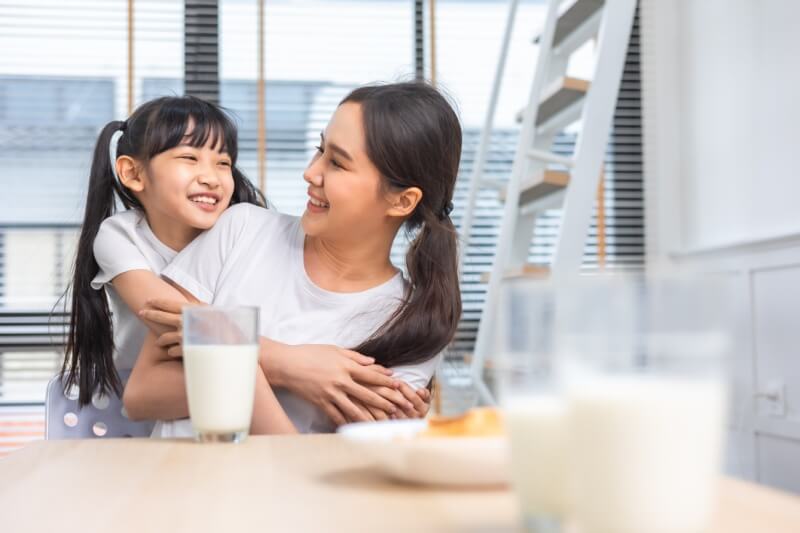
[342,82,463,367]
[63,95,265,406]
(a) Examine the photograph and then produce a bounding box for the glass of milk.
[182,306,260,443]
[558,275,733,533]
[495,280,569,533]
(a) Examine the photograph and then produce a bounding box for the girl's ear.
[117,156,144,192]
[386,186,423,218]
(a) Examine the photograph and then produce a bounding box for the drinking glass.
[558,275,732,533]
[496,279,568,533]
[182,306,260,443]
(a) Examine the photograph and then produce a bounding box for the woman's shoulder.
[206,203,300,253]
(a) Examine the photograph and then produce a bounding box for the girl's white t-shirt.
[159,203,439,436]
[91,209,178,372]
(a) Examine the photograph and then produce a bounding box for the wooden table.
[0,435,798,533]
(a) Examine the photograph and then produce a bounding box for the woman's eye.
[330,158,342,169]
[314,145,323,153]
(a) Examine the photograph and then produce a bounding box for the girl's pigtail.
[62,120,127,405]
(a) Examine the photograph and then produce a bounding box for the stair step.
[499,170,569,205]
[480,264,551,283]
[535,95,584,135]
[520,170,570,205]
[533,0,605,49]
[515,76,590,127]
[537,76,590,126]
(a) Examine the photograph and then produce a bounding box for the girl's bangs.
[144,99,238,161]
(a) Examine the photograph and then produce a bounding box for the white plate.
[337,419,509,487]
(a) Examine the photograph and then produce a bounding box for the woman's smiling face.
[300,102,393,241]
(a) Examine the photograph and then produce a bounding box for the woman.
[126,82,462,434]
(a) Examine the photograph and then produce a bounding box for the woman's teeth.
[309,197,329,208]
[191,196,218,205]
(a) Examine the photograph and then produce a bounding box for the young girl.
[129,82,462,434]
[63,95,426,425]
[62,96,264,407]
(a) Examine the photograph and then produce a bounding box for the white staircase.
[460,0,638,404]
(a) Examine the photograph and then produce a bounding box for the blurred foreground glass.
[497,275,733,533]
[559,275,731,533]
[182,306,260,443]
[496,280,568,533]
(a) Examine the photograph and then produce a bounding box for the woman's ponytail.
[62,120,128,405]
[345,82,463,367]
[355,210,462,367]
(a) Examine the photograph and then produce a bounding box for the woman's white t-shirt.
[159,203,439,436]
[91,209,178,372]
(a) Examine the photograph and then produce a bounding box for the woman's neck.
[304,233,398,293]
[144,211,202,253]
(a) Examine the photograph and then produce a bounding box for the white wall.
[641,0,800,493]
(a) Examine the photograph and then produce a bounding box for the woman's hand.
[275,344,406,427]
[356,383,431,422]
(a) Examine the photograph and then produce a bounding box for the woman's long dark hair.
[63,96,264,406]
[343,82,462,367]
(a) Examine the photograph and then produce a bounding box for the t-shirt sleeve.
[91,214,152,290]
[390,353,441,390]
[160,203,254,303]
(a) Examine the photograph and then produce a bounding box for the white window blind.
[0,0,643,404]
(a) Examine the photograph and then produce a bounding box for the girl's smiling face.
[116,123,236,249]
[142,136,235,230]
[301,102,394,241]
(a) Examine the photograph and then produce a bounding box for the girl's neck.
[304,233,398,293]
[143,211,202,253]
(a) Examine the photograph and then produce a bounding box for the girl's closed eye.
[179,154,197,162]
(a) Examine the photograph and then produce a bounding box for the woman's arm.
[251,363,297,434]
[141,299,407,422]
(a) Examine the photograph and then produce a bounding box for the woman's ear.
[386,186,423,218]
[117,156,144,193]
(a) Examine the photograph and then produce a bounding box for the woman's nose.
[303,161,324,187]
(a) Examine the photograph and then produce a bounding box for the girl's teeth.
[192,196,217,205]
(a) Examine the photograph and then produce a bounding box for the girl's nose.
[197,167,221,188]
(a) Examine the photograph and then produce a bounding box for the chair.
[45,369,155,439]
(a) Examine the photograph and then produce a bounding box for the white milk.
[183,344,259,434]
[567,376,726,533]
[505,395,570,518]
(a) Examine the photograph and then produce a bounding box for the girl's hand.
[139,298,185,329]
[139,298,201,357]
[279,344,402,427]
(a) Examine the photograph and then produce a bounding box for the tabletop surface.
[1,435,799,533]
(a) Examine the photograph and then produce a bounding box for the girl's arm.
[110,270,190,337]
[123,331,188,420]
